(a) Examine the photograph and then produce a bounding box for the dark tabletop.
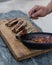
[0,10,52,65]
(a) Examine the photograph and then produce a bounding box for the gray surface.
[0,10,52,65]
[0,0,10,2]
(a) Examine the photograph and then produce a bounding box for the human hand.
[28,5,49,19]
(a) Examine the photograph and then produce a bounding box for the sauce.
[28,35,52,43]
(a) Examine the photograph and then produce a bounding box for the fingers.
[28,5,48,19]
[30,15,39,19]
[28,5,40,18]
[31,9,42,19]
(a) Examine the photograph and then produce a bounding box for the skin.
[29,0,52,19]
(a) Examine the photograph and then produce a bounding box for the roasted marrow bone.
[12,20,27,33]
[16,26,33,37]
[6,18,19,27]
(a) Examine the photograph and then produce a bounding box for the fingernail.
[32,14,34,17]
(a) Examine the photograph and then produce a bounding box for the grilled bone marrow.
[6,18,19,27]
[16,26,33,37]
[6,18,17,22]
[12,20,27,33]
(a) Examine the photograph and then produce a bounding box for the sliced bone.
[12,20,27,33]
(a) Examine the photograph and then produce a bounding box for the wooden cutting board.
[0,18,52,61]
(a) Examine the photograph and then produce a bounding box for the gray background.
[0,0,10,2]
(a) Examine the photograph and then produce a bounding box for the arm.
[46,0,52,14]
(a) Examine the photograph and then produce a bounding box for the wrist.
[46,5,52,14]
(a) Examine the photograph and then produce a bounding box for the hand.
[28,5,49,19]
